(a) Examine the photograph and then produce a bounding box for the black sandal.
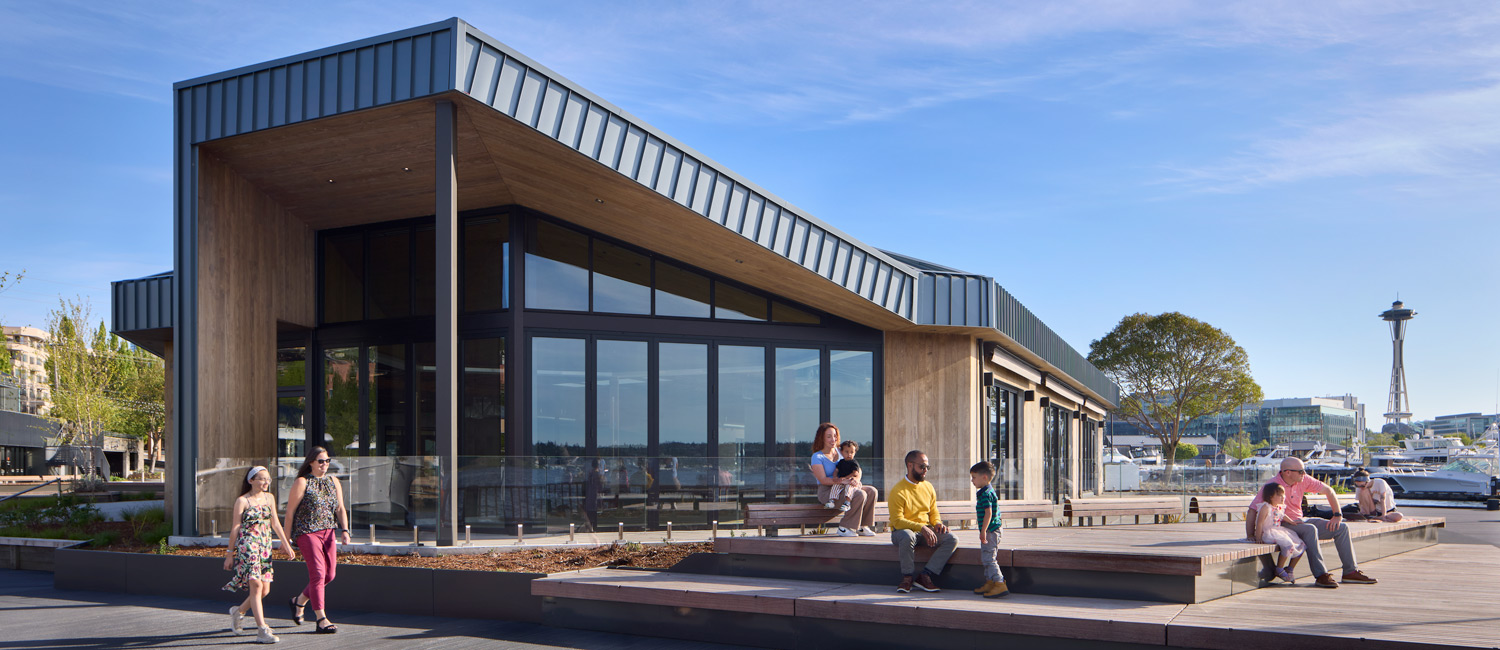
[288,597,304,625]
[315,617,338,634]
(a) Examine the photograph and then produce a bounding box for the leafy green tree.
[46,299,121,480]
[1221,432,1265,460]
[109,342,166,477]
[1173,442,1199,461]
[1088,312,1263,470]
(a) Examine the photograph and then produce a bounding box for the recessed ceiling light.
[327,179,335,184]
[403,167,411,172]
[594,198,605,204]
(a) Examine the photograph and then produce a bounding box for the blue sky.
[1,1,1497,422]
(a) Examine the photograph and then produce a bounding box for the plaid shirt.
[975,485,1001,532]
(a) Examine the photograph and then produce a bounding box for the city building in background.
[3,326,52,415]
[1423,413,1498,440]
[1107,395,1367,450]
[108,19,1119,541]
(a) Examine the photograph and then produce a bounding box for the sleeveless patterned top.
[291,475,338,539]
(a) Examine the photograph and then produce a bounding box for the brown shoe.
[1341,570,1377,585]
[897,576,913,593]
[982,581,1010,598]
[914,573,940,592]
[1314,573,1340,588]
[973,580,993,594]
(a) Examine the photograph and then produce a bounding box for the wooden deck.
[717,516,1443,576]
[534,543,1500,650]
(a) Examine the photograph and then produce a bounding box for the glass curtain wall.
[1080,418,1099,496]
[1044,405,1073,503]
[314,208,878,536]
[986,383,1022,499]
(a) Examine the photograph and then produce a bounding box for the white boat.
[1368,435,1469,466]
[1369,433,1499,499]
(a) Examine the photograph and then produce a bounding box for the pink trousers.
[296,529,337,610]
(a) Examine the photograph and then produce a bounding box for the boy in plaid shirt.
[970,462,1009,598]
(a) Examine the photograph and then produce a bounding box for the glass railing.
[195,455,998,539]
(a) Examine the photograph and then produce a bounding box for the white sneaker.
[824,500,837,509]
[839,502,851,512]
[836,526,858,537]
[228,606,243,635]
[256,626,279,644]
[857,526,876,536]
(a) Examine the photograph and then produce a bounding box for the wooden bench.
[744,499,1054,536]
[1064,496,1181,526]
[1188,495,1253,522]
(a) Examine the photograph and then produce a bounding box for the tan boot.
[973,580,993,594]
[982,581,1011,598]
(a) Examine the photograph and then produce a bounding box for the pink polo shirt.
[1248,473,1328,523]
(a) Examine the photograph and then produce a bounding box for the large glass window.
[525,220,590,311]
[1044,404,1072,502]
[415,342,437,456]
[592,241,651,314]
[323,347,359,453]
[659,343,708,458]
[367,229,411,319]
[460,337,506,456]
[596,340,648,457]
[370,344,409,457]
[715,282,767,321]
[775,348,820,457]
[830,351,873,452]
[718,345,765,473]
[531,337,585,456]
[463,215,509,312]
[322,235,363,323]
[654,261,710,318]
[1081,418,1099,496]
[986,383,1021,499]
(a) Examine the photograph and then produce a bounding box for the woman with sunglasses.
[282,446,351,633]
[1350,469,1403,522]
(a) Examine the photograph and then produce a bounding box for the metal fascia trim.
[989,342,1042,384]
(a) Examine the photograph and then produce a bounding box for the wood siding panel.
[195,154,313,530]
[882,332,979,500]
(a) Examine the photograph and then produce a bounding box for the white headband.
[246,466,268,483]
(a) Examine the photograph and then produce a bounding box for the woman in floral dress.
[223,466,295,644]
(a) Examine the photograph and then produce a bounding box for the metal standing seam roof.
[150,16,1117,404]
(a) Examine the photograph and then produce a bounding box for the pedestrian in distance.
[223,465,296,644]
[969,461,1009,598]
[282,447,351,634]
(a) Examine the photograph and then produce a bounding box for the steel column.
[435,100,459,545]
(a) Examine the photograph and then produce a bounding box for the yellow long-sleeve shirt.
[887,477,939,532]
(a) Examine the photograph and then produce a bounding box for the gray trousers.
[979,529,1003,582]
[1286,517,1357,577]
[891,528,958,577]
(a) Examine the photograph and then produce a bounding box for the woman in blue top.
[809,422,877,536]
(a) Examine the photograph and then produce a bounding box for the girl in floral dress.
[223,466,295,644]
[1254,482,1305,584]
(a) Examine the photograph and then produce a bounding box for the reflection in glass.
[592,241,650,314]
[463,215,509,312]
[277,348,306,388]
[714,282,767,321]
[413,227,435,316]
[460,337,506,456]
[659,343,708,459]
[416,342,436,456]
[772,301,820,325]
[531,337,585,456]
[322,234,363,323]
[718,345,765,484]
[277,396,306,458]
[525,220,589,311]
[368,229,411,319]
[596,340,648,456]
[370,344,409,457]
[323,348,359,453]
[654,261,710,318]
[830,350,873,452]
[775,348,820,457]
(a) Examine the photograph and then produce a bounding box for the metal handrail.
[0,478,64,504]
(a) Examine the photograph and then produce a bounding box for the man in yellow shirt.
[889,450,958,593]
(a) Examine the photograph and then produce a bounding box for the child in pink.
[1254,482,1305,583]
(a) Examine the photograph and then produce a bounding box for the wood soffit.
[199,92,912,332]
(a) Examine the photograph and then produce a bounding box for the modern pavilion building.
[111,19,1119,542]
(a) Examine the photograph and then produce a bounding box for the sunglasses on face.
[1283,469,1305,474]
[914,464,930,469]
[315,459,331,465]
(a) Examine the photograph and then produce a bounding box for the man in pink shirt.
[1244,457,1377,588]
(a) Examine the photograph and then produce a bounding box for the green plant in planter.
[90,530,121,547]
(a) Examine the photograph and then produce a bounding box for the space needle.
[1379,300,1416,427]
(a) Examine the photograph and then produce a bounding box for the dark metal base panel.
[541,596,1163,650]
